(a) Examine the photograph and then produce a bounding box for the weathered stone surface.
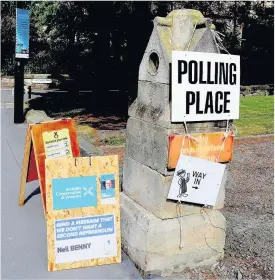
[123,8,229,276]
[129,98,228,130]
[125,117,176,176]
[134,10,223,129]
[128,98,170,128]
[193,27,219,53]
[137,81,169,111]
[139,26,169,85]
[138,10,219,85]
[216,169,227,209]
[123,155,227,219]
[120,193,226,276]
[25,109,52,124]
[125,117,228,175]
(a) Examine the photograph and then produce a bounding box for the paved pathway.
[1,88,142,279]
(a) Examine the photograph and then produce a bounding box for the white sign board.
[167,155,225,206]
[172,51,240,122]
[32,78,52,84]
[54,214,117,264]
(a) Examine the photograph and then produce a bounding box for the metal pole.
[28,86,32,99]
[14,59,25,123]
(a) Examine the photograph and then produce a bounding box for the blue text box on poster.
[55,214,115,240]
[16,9,30,59]
[52,176,97,210]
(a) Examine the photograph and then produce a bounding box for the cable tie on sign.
[176,203,217,250]
[176,199,184,249]
[176,120,229,251]
[177,121,212,250]
[216,120,231,162]
[215,31,226,38]
[183,121,199,143]
[231,123,238,137]
[181,122,199,156]
[189,135,199,142]
[212,29,231,54]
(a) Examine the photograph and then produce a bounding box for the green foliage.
[235,96,274,136]
[1,1,16,75]
[1,1,274,86]
[102,136,126,146]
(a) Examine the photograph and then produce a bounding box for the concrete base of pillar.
[120,192,226,277]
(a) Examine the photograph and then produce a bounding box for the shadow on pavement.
[26,89,130,130]
[24,186,41,205]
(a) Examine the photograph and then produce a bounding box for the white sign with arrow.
[167,155,225,206]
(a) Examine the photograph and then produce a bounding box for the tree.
[1,1,16,75]
[31,2,89,79]
[1,1,274,87]
[239,1,274,84]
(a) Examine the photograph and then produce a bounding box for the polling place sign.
[16,9,30,59]
[172,51,240,122]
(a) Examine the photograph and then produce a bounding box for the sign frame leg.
[19,126,32,206]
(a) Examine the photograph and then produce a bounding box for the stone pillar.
[121,9,227,276]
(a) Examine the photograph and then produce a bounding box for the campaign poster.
[42,129,72,159]
[52,176,97,210]
[100,174,116,205]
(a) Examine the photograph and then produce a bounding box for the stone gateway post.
[121,9,229,276]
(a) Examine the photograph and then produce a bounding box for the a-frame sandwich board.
[19,118,80,216]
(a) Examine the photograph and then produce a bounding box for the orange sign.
[19,118,80,216]
[168,132,234,169]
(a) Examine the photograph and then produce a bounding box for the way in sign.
[193,171,207,186]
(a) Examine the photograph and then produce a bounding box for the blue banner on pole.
[16,9,30,59]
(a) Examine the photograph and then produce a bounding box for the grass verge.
[101,136,126,146]
[235,96,274,136]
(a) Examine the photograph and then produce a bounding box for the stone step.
[120,192,226,277]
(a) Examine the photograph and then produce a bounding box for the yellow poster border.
[45,156,121,271]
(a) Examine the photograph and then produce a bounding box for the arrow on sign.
[192,186,199,189]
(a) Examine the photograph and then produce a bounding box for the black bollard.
[14,59,25,123]
[28,86,32,99]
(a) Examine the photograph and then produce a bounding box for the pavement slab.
[1,88,143,280]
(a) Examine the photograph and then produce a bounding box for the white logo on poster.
[168,155,225,206]
[83,187,94,197]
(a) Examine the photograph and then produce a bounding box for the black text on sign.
[172,51,240,122]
